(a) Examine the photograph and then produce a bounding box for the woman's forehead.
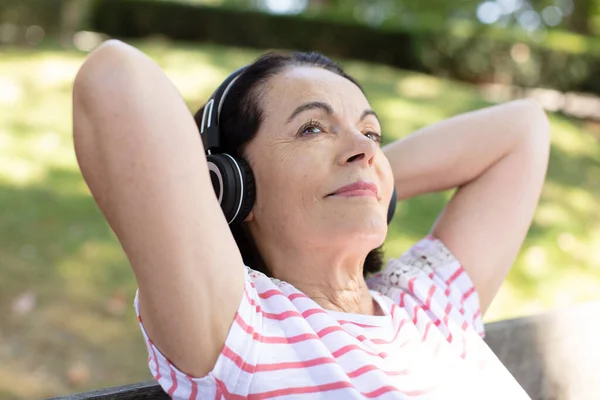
[263,66,370,118]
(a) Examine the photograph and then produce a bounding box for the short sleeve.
[367,235,485,339]
[133,266,262,399]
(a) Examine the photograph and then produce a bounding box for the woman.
[73,40,549,399]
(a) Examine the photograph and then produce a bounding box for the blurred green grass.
[0,40,599,399]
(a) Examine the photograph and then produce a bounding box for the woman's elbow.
[513,99,551,174]
[73,40,140,102]
[520,98,551,146]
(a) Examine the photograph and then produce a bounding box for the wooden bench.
[51,301,600,400]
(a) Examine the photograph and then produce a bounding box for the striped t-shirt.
[134,236,531,399]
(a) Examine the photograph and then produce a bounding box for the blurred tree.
[163,0,599,36]
[567,0,592,33]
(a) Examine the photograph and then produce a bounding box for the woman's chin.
[324,206,387,229]
[323,217,387,242]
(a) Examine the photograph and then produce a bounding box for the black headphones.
[197,66,397,226]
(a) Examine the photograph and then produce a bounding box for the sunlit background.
[1,0,599,398]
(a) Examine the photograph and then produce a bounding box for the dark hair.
[194,51,385,278]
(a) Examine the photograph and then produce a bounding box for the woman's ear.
[243,209,254,223]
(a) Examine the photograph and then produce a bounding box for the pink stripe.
[365,385,403,398]
[462,286,476,302]
[446,266,464,285]
[473,308,482,330]
[442,302,453,343]
[263,331,318,344]
[408,277,417,294]
[332,343,385,358]
[258,289,282,299]
[148,340,162,381]
[461,320,469,331]
[245,290,328,322]
[224,341,387,374]
[234,312,320,344]
[288,292,309,301]
[424,284,436,309]
[263,309,302,320]
[372,319,407,345]
[187,375,198,400]
[303,308,327,318]
[236,312,400,346]
[252,286,310,303]
[167,364,178,397]
[422,320,433,342]
[355,334,368,342]
[347,364,409,378]
[412,305,420,325]
[337,320,380,328]
[222,345,255,373]
[243,286,256,306]
[214,379,222,400]
[317,325,346,338]
[346,364,378,378]
[215,378,246,400]
[256,356,336,372]
[399,291,407,307]
[443,302,452,324]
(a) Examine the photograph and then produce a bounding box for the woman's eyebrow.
[287,101,333,123]
[360,109,380,125]
[286,101,380,125]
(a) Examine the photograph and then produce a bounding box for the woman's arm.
[73,40,246,377]
[383,99,550,315]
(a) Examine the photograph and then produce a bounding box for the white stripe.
[201,98,214,133]
[207,161,224,204]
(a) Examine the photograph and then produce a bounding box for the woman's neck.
[307,288,385,316]
[254,229,382,315]
[278,270,384,316]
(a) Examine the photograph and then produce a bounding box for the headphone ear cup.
[206,153,255,225]
[233,157,255,225]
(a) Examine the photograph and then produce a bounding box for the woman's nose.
[338,131,377,168]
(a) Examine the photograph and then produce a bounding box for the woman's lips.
[331,189,378,198]
[330,181,379,198]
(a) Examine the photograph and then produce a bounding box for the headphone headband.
[200,66,248,154]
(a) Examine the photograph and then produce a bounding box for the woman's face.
[244,66,394,256]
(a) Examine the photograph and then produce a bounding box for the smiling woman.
[72,40,548,399]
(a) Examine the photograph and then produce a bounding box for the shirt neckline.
[324,291,392,327]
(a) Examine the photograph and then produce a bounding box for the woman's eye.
[303,125,323,135]
[299,120,325,136]
[366,132,383,143]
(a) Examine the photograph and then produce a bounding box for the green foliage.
[89,0,600,95]
[0,0,67,34]
[3,0,600,94]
